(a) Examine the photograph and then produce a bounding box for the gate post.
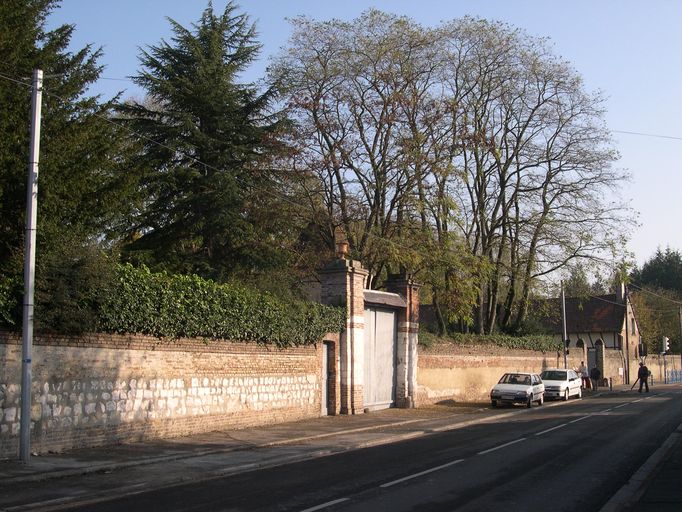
[386,274,421,408]
[319,258,368,414]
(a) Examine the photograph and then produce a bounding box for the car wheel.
[491,400,497,408]
[563,388,569,401]
[538,394,544,406]
[527,396,533,408]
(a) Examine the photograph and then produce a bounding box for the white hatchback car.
[540,368,582,401]
[490,372,545,408]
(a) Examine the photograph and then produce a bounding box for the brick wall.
[417,343,586,404]
[0,331,327,458]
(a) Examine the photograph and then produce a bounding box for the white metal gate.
[363,307,397,410]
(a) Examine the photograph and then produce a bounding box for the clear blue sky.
[46,0,682,267]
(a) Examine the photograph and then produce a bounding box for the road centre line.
[535,423,567,436]
[300,498,350,512]
[477,438,526,455]
[380,459,466,488]
[310,394,664,509]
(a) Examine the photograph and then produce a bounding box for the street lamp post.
[561,281,568,369]
[20,69,43,464]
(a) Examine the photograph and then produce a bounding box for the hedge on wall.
[420,331,562,352]
[98,264,345,347]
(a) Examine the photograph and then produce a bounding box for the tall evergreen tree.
[118,2,287,280]
[0,0,136,331]
[632,247,682,293]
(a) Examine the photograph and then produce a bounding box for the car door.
[568,370,580,395]
[532,374,543,400]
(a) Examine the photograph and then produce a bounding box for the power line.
[4,70,680,298]
[9,73,682,141]
[0,72,32,89]
[0,71,429,266]
[567,292,668,313]
[628,282,682,306]
[586,294,625,308]
[612,130,682,141]
[4,68,682,336]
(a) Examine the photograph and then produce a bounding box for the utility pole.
[679,307,682,383]
[561,281,568,369]
[20,69,43,464]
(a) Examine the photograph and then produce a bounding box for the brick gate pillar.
[386,274,421,408]
[319,258,368,414]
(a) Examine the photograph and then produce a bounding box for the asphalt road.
[48,389,682,512]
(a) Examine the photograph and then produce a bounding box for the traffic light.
[638,342,647,357]
[663,337,670,353]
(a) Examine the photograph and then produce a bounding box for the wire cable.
[628,282,682,306]
[612,130,682,141]
[3,69,679,311]
[6,70,682,338]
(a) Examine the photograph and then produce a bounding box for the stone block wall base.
[339,407,365,415]
[395,397,415,408]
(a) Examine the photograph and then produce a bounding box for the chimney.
[616,282,626,303]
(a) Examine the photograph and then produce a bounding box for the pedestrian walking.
[590,366,601,391]
[578,361,590,389]
[637,363,649,393]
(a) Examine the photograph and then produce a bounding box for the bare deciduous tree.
[271,12,634,334]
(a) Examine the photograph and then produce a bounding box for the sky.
[45,0,682,268]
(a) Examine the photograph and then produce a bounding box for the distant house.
[532,284,642,383]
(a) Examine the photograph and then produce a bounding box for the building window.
[631,318,636,335]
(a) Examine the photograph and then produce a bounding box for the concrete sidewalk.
[628,423,682,511]
[0,405,488,485]
[600,384,682,512]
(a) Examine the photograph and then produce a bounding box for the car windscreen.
[541,371,567,381]
[499,373,531,385]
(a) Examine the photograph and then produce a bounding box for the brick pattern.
[320,259,369,415]
[0,331,322,458]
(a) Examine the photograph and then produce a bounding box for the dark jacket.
[638,365,649,380]
[590,367,601,380]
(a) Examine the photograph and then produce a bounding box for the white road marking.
[300,498,350,511]
[477,438,526,455]
[380,459,465,488]
[569,415,591,424]
[1,493,88,511]
[613,403,629,409]
[535,423,567,436]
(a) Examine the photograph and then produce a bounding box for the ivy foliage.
[99,264,345,347]
[0,275,19,327]
[420,331,562,352]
